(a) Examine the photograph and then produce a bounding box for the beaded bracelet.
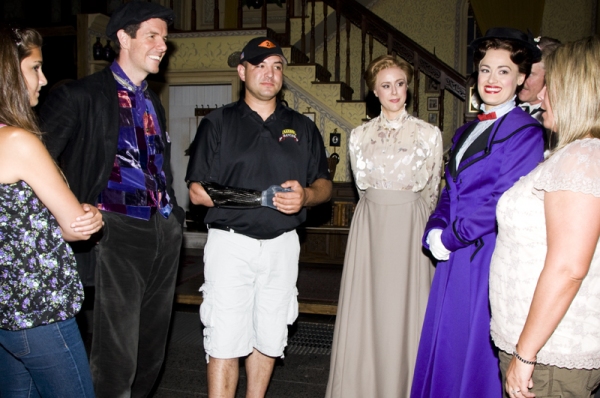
[513,347,536,365]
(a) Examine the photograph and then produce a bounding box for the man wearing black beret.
[40,2,184,397]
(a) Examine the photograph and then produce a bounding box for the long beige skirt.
[326,188,435,398]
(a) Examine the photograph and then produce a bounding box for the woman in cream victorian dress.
[326,55,443,398]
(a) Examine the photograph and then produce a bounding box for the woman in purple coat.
[411,28,545,397]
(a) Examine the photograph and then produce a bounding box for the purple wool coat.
[411,108,544,397]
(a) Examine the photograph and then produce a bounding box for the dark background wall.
[2,0,121,104]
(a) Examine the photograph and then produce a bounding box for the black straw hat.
[470,27,542,61]
[239,37,288,65]
[106,2,175,41]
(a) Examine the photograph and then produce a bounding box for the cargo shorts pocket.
[286,287,299,325]
[199,283,214,354]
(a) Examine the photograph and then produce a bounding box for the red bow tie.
[477,112,497,121]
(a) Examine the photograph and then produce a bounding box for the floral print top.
[0,180,83,330]
[349,109,443,212]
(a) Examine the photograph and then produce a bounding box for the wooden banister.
[213,0,219,30]
[323,0,467,102]
[322,2,328,71]
[310,0,316,62]
[191,0,196,31]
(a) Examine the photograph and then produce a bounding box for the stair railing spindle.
[237,0,243,29]
[213,0,219,30]
[301,0,307,54]
[345,18,351,86]
[261,0,267,28]
[310,0,316,62]
[413,52,420,117]
[439,75,446,130]
[334,0,341,81]
[285,0,293,44]
[323,2,328,71]
[360,15,367,99]
[191,0,197,31]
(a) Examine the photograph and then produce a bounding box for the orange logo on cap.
[258,40,277,49]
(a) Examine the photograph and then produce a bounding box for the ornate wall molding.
[169,29,268,39]
[283,78,354,136]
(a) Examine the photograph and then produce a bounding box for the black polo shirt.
[186,99,330,239]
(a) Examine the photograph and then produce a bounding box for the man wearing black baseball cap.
[186,36,331,397]
[40,3,184,397]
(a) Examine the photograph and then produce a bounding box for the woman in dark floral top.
[0,27,103,397]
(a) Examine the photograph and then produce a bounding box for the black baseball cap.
[239,37,288,65]
[106,2,175,41]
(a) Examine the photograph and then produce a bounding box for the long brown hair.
[0,27,43,136]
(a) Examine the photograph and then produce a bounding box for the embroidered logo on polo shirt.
[279,128,298,142]
[259,40,277,49]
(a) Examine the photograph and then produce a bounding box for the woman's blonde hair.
[545,35,600,150]
[364,55,413,91]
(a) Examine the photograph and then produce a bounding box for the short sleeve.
[185,116,220,183]
[533,138,600,198]
[305,119,330,184]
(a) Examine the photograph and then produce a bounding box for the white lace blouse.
[490,138,600,369]
[348,109,443,212]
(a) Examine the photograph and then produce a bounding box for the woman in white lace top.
[326,55,443,398]
[489,36,600,398]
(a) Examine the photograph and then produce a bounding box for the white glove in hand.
[427,229,451,261]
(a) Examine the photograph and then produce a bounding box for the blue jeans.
[0,317,95,398]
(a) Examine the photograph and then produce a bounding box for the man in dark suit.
[517,36,561,151]
[39,3,184,397]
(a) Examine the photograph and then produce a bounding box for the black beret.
[106,2,175,41]
[470,27,542,62]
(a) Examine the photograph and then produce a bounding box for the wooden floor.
[175,259,342,316]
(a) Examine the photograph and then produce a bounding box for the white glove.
[427,229,451,261]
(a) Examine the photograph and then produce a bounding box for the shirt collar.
[236,98,286,122]
[479,95,516,120]
[379,106,408,128]
[110,61,147,93]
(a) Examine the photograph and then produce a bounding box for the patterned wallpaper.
[541,0,595,41]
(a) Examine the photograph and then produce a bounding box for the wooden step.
[312,81,354,101]
[289,45,309,64]
[289,62,331,83]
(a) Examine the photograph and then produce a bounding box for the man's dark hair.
[113,19,169,55]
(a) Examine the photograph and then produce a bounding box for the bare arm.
[189,182,215,207]
[273,178,332,214]
[0,128,102,242]
[505,189,600,397]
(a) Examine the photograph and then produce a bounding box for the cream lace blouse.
[348,109,443,212]
[490,138,600,369]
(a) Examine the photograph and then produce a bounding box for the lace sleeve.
[533,138,600,198]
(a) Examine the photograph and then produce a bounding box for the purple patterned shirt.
[98,62,172,220]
